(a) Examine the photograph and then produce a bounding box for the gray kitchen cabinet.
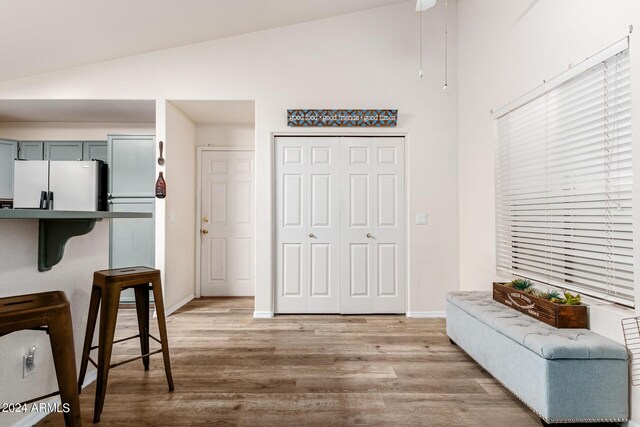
[44,141,83,161]
[109,198,155,267]
[108,134,155,197]
[107,134,156,300]
[82,141,108,162]
[110,198,155,302]
[0,139,18,199]
[18,142,44,160]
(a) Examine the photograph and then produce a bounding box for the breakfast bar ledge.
[0,210,152,271]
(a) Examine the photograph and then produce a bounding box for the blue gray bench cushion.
[446,291,628,360]
[446,291,629,423]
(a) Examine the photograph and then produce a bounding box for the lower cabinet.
[110,198,155,301]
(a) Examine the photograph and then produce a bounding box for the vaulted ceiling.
[0,0,408,83]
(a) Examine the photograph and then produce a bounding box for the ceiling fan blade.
[416,0,437,12]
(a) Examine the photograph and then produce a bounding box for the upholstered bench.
[446,291,629,425]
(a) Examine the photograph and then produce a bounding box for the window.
[495,40,633,306]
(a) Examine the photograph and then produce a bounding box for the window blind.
[495,45,633,306]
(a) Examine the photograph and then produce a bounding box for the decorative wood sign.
[287,109,398,127]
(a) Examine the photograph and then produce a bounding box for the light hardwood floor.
[40,297,540,426]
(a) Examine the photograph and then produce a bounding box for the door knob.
[309,233,315,238]
[202,229,209,235]
[366,233,372,238]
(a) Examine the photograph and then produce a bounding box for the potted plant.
[493,279,587,328]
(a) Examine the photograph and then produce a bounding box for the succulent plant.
[547,291,582,305]
[528,288,548,299]
[545,290,561,300]
[499,280,583,306]
[510,278,533,291]
[562,292,582,305]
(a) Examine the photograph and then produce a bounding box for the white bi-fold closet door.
[275,136,405,314]
[276,137,341,313]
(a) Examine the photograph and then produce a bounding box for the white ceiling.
[171,100,255,124]
[0,100,156,123]
[0,0,408,83]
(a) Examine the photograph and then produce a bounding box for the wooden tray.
[492,282,588,328]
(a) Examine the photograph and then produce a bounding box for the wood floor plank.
[38,297,540,426]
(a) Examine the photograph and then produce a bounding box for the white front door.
[274,136,406,314]
[201,150,255,296]
[275,137,341,313]
[340,137,405,313]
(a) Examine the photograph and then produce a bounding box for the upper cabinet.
[45,141,83,161]
[108,134,155,198]
[83,141,108,162]
[0,139,18,199]
[17,141,107,161]
[18,142,44,160]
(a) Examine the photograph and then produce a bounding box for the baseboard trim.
[406,311,446,318]
[165,294,195,316]
[253,311,274,318]
[12,396,61,427]
[13,371,97,427]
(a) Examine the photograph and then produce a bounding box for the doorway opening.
[168,100,256,299]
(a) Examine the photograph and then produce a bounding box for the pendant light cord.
[419,0,424,78]
[444,0,448,89]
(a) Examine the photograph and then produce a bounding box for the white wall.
[195,123,255,148]
[0,221,108,426]
[0,1,460,318]
[164,102,197,310]
[0,122,154,140]
[457,0,640,424]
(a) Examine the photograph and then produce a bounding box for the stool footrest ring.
[109,349,163,369]
[87,348,163,371]
[88,333,161,352]
[90,333,141,351]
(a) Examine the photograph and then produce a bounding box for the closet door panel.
[306,138,340,313]
[275,138,308,313]
[340,137,405,314]
[275,137,340,313]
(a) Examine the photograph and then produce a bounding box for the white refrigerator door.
[13,160,49,208]
[49,161,98,211]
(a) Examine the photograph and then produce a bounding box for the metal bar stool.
[77,266,174,423]
[0,291,82,427]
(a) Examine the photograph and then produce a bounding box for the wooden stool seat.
[78,266,174,423]
[0,291,82,426]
